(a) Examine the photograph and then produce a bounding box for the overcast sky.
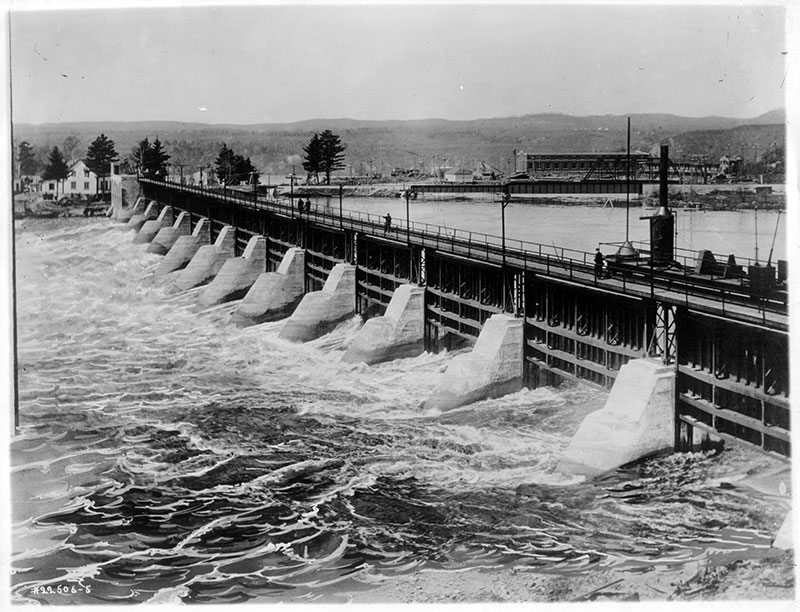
[9,2,789,125]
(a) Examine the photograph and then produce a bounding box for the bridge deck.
[140,180,787,330]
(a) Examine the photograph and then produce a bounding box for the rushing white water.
[11,216,788,604]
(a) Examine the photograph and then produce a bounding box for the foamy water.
[11,217,787,604]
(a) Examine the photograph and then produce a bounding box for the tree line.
[15,129,348,195]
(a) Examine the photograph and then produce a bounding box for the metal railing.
[140,179,788,325]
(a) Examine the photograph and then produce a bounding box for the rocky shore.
[13,193,109,218]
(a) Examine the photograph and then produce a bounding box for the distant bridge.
[411,180,641,196]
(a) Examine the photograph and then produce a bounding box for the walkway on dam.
[144,179,787,331]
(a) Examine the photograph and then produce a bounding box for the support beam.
[173,225,236,291]
[279,263,356,342]
[342,284,425,364]
[198,236,267,306]
[424,313,524,411]
[233,247,306,326]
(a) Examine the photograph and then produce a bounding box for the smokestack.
[649,144,674,266]
[659,144,669,214]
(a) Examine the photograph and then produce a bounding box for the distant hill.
[13,110,785,177]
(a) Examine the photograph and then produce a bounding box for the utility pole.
[501,184,510,312]
[175,163,188,186]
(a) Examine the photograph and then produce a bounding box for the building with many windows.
[38,159,110,196]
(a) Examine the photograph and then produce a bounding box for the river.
[297,194,787,262]
[10,207,788,604]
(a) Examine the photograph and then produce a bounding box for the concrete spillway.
[173,226,236,291]
[558,358,676,476]
[124,197,150,232]
[279,263,356,342]
[134,206,174,244]
[198,236,267,306]
[342,284,425,364]
[155,218,211,276]
[233,248,306,326]
[148,211,192,255]
[424,314,524,411]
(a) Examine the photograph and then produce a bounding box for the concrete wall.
[424,314,524,411]
[233,247,306,326]
[558,358,676,476]
[198,236,267,306]
[110,175,142,222]
[342,284,425,364]
[173,226,236,291]
[155,218,211,276]
[279,263,356,342]
[148,211,192,255]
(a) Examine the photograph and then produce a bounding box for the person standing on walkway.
[384,213,392,233]
[594,248,605,280]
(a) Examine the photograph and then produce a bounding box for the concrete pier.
[424,313,524,411]
[342,284,425,364]
[279,263,357,342]
[155,218,211,276]
[124,197,148,231]
[147,211,192,255]
[110,175,142,222]
[558,358,675,476]
[232,247,306,326]
[198,236,267,306]
[134,206,174,244]
[173,226,236,291]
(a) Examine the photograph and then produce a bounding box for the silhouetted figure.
[297,199,305,215]
[594,248,605,280]
[384,213,392,232]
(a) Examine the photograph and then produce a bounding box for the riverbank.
[282,183,785,210]
[13,193,109,218]
[349,549,794,603]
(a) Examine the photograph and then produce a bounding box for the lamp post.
[616,116,639,261]
[339,183,343,229]
[289,170,295,218]
[501,184,510,312]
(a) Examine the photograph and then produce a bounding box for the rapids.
[10,217,788,604]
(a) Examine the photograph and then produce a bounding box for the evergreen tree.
[41,146,70,196]
[318,130,346,185]
[149,138,171,181]
[130,138,151,176]
[17,140,37,176]
[215,144,237,185]
[233,154,259,185]
[85,133,119,194]
[302,133,322,184]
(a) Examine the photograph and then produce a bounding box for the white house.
[189,169,218,188]
[38,159,109,196]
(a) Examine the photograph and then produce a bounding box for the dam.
[109,150,789,474]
